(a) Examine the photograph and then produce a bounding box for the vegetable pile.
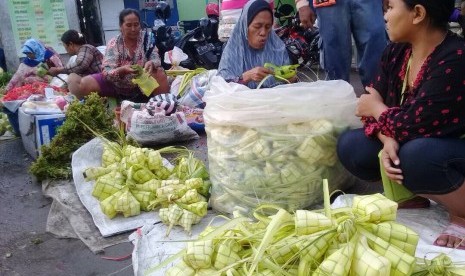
[2,82,67,101]
[207,119,352,213]
[0,112,13,136]
[30,93,117,180]
[36,63,49,78]
[84,144,211,235]
[157,190,421,276]
[0,69,12,89]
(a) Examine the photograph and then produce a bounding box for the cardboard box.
[18,107,65,159]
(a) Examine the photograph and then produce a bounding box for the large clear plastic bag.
[203,77,362,213]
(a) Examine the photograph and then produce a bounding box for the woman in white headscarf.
[217,0,291,88]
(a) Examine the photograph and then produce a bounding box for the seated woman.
[5,38,63,91]
[75,8,169,101]
[48,30,103,94]
[217,0,292,89]
[337,0,465,249]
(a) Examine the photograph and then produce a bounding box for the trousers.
[314,0,387,86]
[337,129,465,194]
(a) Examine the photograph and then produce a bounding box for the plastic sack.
[120,100,198,145]
[218,22,236,42]
[178,70,217,109]
[218,5,241,41]
[50,74,68,88]
[203,77,361,213]
[170,75,183,96]
[164,46,188,69]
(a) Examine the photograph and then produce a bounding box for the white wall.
[98,0,125,44]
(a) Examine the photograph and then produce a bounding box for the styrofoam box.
[18,107,65,159]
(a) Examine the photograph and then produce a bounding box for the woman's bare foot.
[434,218,465,250]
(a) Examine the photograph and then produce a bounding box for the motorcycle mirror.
[199,17,212,40]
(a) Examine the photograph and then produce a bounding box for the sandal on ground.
[397,196,431,209]
[433,223,465,250]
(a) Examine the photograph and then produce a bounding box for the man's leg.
[315,0,353,82]
[351,0,388,86]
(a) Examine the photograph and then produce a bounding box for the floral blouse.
[364,32,465,143]
[102,31,161,96]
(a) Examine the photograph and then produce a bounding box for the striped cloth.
[147,93,178,115]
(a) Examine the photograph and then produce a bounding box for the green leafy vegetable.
[29,93,118,180]
[0,69,13,89]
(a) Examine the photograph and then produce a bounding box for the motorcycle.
[274,2,320,70]
[151,2,223,70]
[175,20,223,69]
[174,3,223,70]
[152,1,177,69]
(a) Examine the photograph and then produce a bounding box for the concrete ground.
[0,137,135,276]
[0,69,380,276]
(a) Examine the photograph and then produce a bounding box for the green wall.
[176,0,296,22]
[177,0,219,21]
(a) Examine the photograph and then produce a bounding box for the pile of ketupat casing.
[152,180,424,276]
[83,142,210,236]
[208,119,351,214]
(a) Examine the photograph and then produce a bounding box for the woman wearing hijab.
[217,0,292,89]
[5,38,63,91]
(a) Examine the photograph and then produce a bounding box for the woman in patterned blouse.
[337,0,465,249]
[75,8,169,101]
[48,30,103,95]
